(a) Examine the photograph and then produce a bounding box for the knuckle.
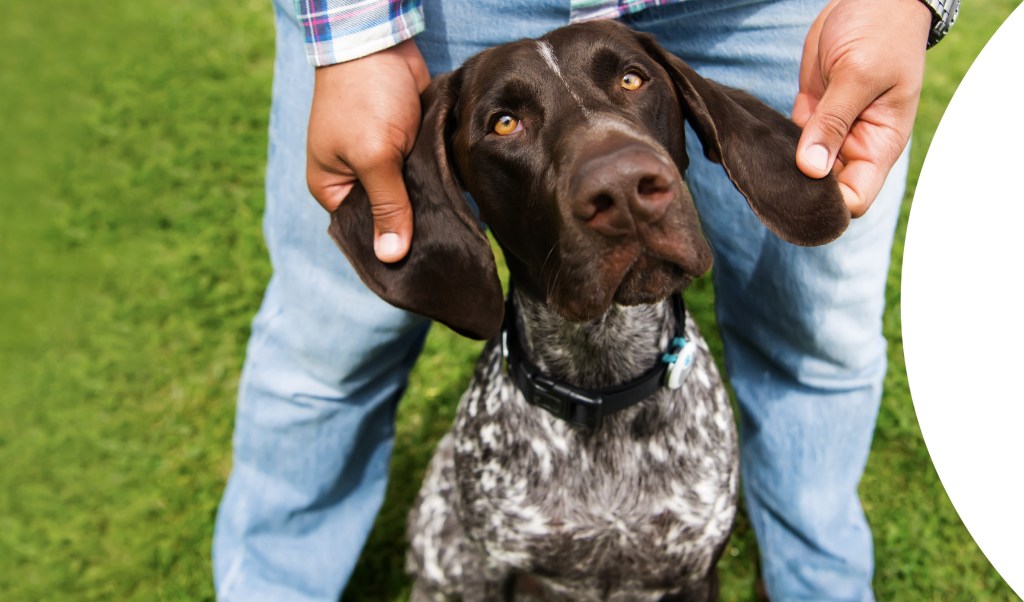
[351,140,397,171]
[881,138,906,165]
[868,131,909,170]
[369,199,411,226]
[840,57,877,87]
[815,110,855,143]
[829,44,887,87]
[364,120,416,160]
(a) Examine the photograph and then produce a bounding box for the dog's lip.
[614,253,690,297]
[548,249,688,322]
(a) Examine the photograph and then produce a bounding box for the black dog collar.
[501,292,695,429]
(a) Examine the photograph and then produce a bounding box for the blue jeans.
[213,1,905,600]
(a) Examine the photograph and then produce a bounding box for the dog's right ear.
[329,70,504,340]
[635,32,850,246]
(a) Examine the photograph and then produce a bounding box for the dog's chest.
[451,331,738,590]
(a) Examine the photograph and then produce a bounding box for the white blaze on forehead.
[535,40,563,77]
[535,40,591,117]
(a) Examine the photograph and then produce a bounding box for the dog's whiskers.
[541,243,561,301]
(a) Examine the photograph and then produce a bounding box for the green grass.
[0,1,1020,600]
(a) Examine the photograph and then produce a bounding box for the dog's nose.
[571,146,677,237]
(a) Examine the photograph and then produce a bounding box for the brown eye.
[621,73,643,91]
[493,114,522,136]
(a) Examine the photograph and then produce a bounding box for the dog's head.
[331,21,849,340]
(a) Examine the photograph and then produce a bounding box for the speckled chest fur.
[405,291,739,601]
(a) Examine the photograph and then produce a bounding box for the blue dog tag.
[664,338,697,390]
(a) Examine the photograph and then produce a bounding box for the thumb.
[795,76,874,179]
[361,158,414,263]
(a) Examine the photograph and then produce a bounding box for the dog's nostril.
[633,173,675,224]
[637,175,671,199]
[580,191,633,236]
[592,194,615,215]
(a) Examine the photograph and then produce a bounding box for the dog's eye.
[620,73,644,91]
[493,114,523,136]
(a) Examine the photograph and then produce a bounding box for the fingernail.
[375,232,402,260]
[806,144,830,173]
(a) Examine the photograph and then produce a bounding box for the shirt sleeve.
[294,0,426,67]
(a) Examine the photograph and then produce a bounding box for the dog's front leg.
[459,560,512,602]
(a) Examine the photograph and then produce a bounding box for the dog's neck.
[511,287,677,391]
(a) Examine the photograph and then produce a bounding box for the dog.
[330,20,847,601]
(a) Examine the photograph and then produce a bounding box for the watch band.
[919,0,961,49]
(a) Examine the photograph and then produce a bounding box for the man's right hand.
[306,40,431,263]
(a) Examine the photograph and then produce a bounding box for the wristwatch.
[918,0,961,48]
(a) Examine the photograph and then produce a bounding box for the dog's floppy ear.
[638,34,850,246]
[328,70,504,340]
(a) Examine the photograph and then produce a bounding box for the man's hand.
[307,40,431,263]
[793,0,932,217]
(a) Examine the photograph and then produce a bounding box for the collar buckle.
[530,375,603,429]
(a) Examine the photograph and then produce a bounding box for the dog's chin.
[613,258,691,305]
[549,257,692,323]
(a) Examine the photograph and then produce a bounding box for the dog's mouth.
[615,254,692,304]
[546,246,696,323]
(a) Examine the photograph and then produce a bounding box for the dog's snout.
[571,146,677,237]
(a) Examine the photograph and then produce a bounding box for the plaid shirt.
[295,0,681,66]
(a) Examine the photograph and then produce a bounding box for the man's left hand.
[793,0,933,216]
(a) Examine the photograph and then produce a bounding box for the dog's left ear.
[328,70,504,340]
[637,34,850,246]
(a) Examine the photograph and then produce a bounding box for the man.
[213,0,954,599]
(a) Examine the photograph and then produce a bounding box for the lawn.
[1,1,1020,600]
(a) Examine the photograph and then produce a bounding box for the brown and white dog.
[331,20,847,601]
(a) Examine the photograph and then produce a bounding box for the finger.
[791,91,817,129]
[834,158,889,218]
[306,161,355,213]
[795,75,878,179]
[791,0,833,121]
[360,158,414,263]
